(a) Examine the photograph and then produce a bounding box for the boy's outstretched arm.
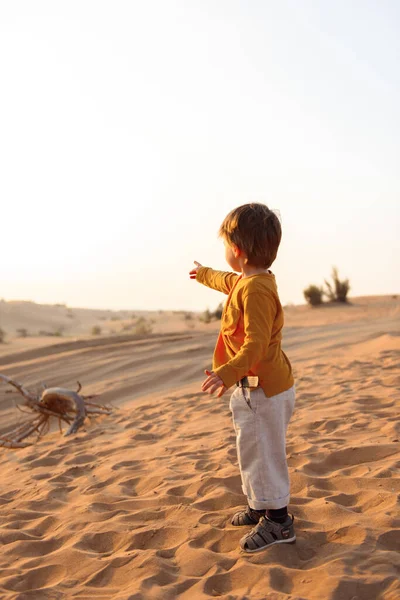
[189,261,239,295]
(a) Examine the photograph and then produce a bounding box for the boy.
[189,203,296,553]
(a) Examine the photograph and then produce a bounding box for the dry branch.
[0,374,112,449]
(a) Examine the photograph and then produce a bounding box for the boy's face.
[224,240,242,272]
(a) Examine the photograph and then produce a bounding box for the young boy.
[189,203,296,553]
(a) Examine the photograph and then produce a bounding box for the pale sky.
[1,0,399,311]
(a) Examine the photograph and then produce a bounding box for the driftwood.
[0,374,112,449]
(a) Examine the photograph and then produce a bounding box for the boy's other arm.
[214,291,275,388]
[194,265,239,295]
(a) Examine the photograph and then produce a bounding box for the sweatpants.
[229,384,295,510]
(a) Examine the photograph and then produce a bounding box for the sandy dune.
[0,300,213,352]
[0,296,399,599]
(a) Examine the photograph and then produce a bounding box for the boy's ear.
[232,243,241,258]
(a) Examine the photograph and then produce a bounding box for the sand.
[0,300,213,354]
[0,295,399,599]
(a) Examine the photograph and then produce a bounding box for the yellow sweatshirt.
[196,266,294,398]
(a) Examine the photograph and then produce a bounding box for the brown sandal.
[240,515,296,553]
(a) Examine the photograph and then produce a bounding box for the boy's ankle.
[266,507,288,524]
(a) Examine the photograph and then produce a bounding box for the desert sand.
[0,295,399,599]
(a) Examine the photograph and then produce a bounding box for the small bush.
[16,328,29,338]
[212,303,224,320]
[39,329,63,337]
[200,309,212,324]
[200,302,225,323]
[304,285,324,307]
[0,328,5,343]
[39,327,65,337]
[324,267,350,303]
[134,317,153,335]
[91,326,102,335]
[184,312,196,329]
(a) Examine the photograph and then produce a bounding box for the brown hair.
[219,203,282,269]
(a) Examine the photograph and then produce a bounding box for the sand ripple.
[1,322,399,599]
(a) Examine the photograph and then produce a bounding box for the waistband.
[236,376,259,388]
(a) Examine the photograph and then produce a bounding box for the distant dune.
[0,294,399,599]
[0,299,217,358]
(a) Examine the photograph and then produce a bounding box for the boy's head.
[219,203,281,270]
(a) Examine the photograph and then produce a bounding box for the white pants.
[229,384,295,510]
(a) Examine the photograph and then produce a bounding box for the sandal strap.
[231,505,264,526]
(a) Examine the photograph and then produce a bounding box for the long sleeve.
[196,266,239,295]
[214,291,275,388]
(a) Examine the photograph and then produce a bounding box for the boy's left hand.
[201,370,227,397]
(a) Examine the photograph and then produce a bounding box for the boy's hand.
[201,369,227,398]
[189,261,203,279]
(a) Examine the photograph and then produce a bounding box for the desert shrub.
[39,327,65,337]
[200,302,224,323]
[110,316,120,321]
[212,303,224,319]
[324,267,350,303]
[16,328,29,338]
[0,328,5,343]
[304,285,324,307]
[91,326,102,335]
[200,309,212,324]
[66,311,75,319]
[39,329,63,337]
[184,312,196,329]
[134,317,153,335]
